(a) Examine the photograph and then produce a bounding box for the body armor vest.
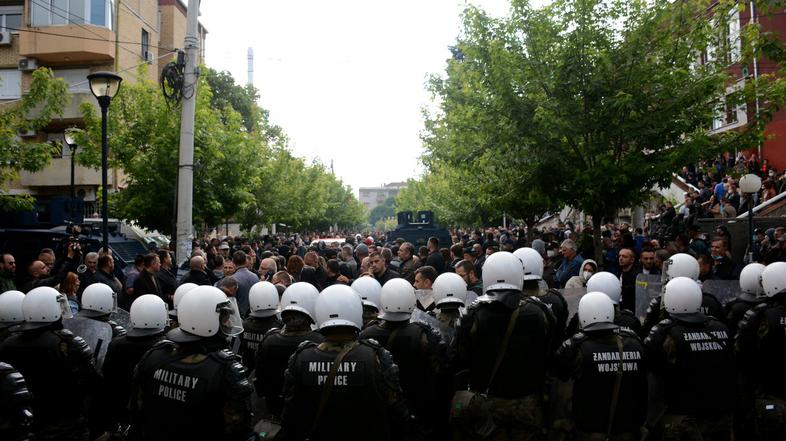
[239,316,282,369]
[102,333,165,423]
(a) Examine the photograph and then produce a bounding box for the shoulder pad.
[546,288,565,298]
[410,321,431,333]
[657,318,673,327]
[210,349,240,363]
[292,339,318,356]
[619,328,640,339]
[753,302,771,313]
[620,308,636,318]
[360,338,382,350]
[263,327,281,338]
[524,296,545,307]
[52,328,76,340]
[570,332,588,344]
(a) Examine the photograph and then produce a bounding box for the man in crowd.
[397,242,421,284]
[455,259,482,295]
[555,239,584,288]
[426,237,445,275]
[0,253,16,292]
[231,250,259,317]
[370,251,400,285]
[179,255,213,286]
[618,247,638,313]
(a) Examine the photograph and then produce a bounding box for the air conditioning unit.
[18,128,36,138]
[144,50,154,63]
[18,58,38,71]
[0,31,12,46]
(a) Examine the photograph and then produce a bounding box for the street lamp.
[87,71,122,253]
[739,173,762,263]
[63,128,78,222]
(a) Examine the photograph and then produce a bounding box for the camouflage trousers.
[659,413,732,441]
[452,393,544,441]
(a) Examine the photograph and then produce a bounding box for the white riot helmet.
[512,247,544,281]
[482,251,525,293]
[663,277,703,322]
[0,290,26,327]
[379,278,416,321]
[19,286,73,330]
[663,253,700,282]
[739,263,766,300]
[762,262,786,298]
[249,281,280,318]
[170,283,198,318]
[315,284,363,331]
[578,291,617,331]
[128,294,168,337]
[351,276,383,311]
[80,283,117,318]
[280,282,319,322]
[432,272,468,308]
[586,272,622,305]
[167,285,243,343]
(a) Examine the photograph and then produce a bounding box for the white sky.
[200,0,537,195]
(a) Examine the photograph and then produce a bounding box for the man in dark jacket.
[370,251,400,285]
[425,237,445,275]
[178,256,213,286]
[132,254,162,303]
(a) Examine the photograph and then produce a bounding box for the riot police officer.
[128,285,254,441]
[735,261,786,440]
[644,277,734,440]
[514,247,567,345]
[0,286,100,441]
[553,292,647,440]
[351,276,383,328]
[280,284,410,441]
[239,281,282,370]
[452,251,554,440]
[725,263,766,337]
[0,290,25,344]
[0,361,33,441]
[642,253,725,336]
[566,272,643,336]
[432,271,469,332]
[79,282,127,338]
[102,294,168,430]
[360,278,448,438]
[255,282,324,418]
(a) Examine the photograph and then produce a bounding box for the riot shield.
[701,280,742,305]
[559,288,587,317]
[63,316,113,372]
[410,309,447,342]
[634,274,663,319]
[109,308,130,329]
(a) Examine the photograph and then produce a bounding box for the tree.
[76,66,263,235]
[0,69,69,212]
[424,0,786,261]
[369,196,395,225]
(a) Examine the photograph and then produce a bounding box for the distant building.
[358,182,406,211]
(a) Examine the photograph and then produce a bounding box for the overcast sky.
[200,0,536,195]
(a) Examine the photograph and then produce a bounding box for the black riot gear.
[239,315,282,370]
[642,291,725,337]
[553,328,647,437]
[0,322,101,441]
[0,362,33,441]
[128,336,254,441]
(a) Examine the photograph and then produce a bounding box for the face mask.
[547,250,557,258]
[582,271,594,281]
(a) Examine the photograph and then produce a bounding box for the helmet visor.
[218,298,243,337]
[58,294,74,319]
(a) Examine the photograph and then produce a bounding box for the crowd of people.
[0,221,785,441]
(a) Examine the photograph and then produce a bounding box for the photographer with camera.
[20,243,81,293]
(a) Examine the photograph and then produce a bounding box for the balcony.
[19,24,114,64]
[19,157,108,187]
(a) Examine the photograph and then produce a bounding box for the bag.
[754,396,786,436]
[450,306,521,439]
[255,418,282,440]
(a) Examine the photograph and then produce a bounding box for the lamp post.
[739,173,762,263]
[63,128,78,222]
[87,72,122,253]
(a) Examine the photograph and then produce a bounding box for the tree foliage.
[0,69,69,211]
[74,66,365,235]
[418,0,786,259]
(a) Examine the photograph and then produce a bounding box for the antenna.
[247,47,254,86]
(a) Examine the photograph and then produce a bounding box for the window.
[141,28,149,59]
[0,70,22,99]
[53,68,90,93]
[31,0,114,30]
[0,6,22,32]
[711,82,747,132]
[706,6,742,66]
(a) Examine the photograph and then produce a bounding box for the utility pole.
[175,0,200,266]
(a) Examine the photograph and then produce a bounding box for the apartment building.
[706,2,786,171]
[358,182,407,211]
[0,0,205,221]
